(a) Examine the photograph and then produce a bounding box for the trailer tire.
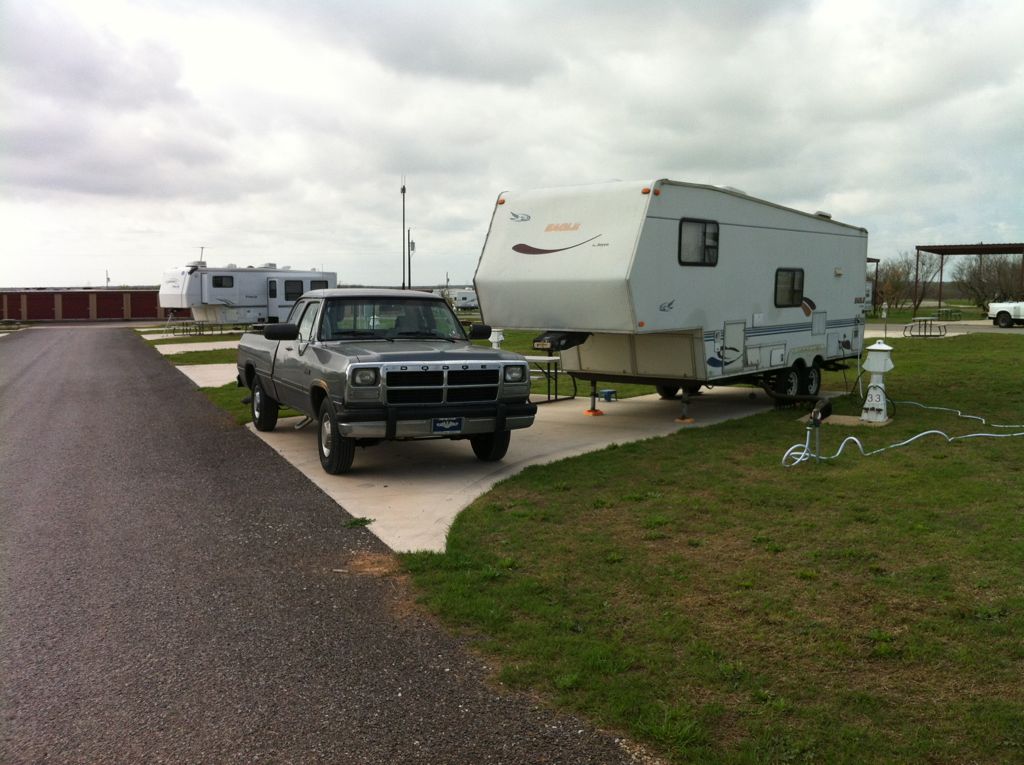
[470,430,511,462]
[683,382,702,397]
[773,367,800,397]
[996,312,1013,329]
[656,384,680,399]
[318,399,355,474]
[251,378,279,432]
[799,364,822,397]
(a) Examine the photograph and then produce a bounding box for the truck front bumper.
[334,401,537,439]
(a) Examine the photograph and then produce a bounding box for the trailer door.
[720,320,746,374]
[267,279,281,322]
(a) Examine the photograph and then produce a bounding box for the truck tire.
[773,367,800,397]
[996,312,1013,329]
[318,399,355,474]
[799,364,822,397]
[470,430,511,462]
[656,384,680,399]
[251,378,279,432]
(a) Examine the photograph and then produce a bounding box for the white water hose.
[782,401,1024,467]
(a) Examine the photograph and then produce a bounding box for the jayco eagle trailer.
[159,262,337,324]
[474,180,868,397]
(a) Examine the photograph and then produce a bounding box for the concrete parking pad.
[155,340,239,354]
[247,388,775,553]
[177,363,238,387]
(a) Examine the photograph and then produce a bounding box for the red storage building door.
[61,292,91,320]
[96,291,124,319]
[129,291,158,319]
[26,293,55,320]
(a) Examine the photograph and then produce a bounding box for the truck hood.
[321,339,525,364]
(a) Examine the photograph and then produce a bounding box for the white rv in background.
[159,262,338,324]
[448,288,479,310]
[474,179,868,397]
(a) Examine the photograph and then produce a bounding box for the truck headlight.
[352,368,379,386]
[503,365,527,383]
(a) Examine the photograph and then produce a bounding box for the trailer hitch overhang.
[532,331,590,352]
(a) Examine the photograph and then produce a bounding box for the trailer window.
[284,280,304,301]
[268,281,277,299]
[775,268,804,307]
[678,219,719,266]
[212,276,234,288]
[310,280,328,291]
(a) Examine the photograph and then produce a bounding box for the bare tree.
[953,254,1023,307]
[875,253,914,310]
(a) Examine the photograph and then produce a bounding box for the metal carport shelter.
[913,242,1024,308]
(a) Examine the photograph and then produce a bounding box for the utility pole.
[401,178,407,289]
[407,229,415,290]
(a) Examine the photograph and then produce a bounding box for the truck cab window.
[775,268,804,307]
[297,301,321,341]
[678,219,719,266]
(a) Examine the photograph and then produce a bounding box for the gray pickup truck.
[236,288,537,473]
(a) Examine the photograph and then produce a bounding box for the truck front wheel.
[996,312,1013,329]
[252,378,279,432]
[470,430,511,462]
[318,400,355,474]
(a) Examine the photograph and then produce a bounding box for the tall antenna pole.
[407,229,414,290]
[401,177,407,289]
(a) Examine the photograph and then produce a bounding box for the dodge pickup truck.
[236,288,537,474]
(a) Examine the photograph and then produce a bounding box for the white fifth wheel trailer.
[473,179,868,397]
[159,262,338,324]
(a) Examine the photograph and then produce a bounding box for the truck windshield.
[319,298,467,342]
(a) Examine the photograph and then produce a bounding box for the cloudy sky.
[2,0,1022,288]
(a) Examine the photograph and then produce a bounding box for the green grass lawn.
[402,334,1024,764]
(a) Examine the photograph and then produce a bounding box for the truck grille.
[384,368,500,405]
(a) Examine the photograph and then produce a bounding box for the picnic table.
[903,316,947,338]
[524,354,577,402]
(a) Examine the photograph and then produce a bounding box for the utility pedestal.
[860,340,894,424]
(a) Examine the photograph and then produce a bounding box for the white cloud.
[1,0,1022,287]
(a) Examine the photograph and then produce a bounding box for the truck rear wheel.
[996,312,1013,329]
[252,378,279,432]
[318,400,355,474]
[470,430,511,462]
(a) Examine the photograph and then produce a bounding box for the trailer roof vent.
[186,260,206,268]
[260,262,277,269]
[226,263,237,268]
[815,210,833,219]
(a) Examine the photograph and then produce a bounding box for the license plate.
[432,417,463,434]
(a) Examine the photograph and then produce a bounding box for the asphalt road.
[0,327,636,764]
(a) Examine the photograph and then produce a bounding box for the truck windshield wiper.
[396,331,457,342]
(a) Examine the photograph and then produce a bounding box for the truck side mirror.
[264,323,299,341]
[468,323,492,340]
